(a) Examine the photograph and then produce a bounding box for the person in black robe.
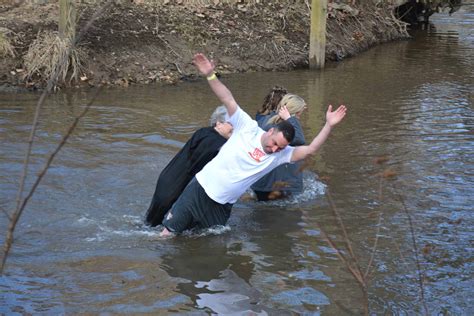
[145,106,233,227]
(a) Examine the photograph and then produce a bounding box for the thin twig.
[157,35,182,58]
[14,90,48,231]
[326,191,363,274]
[14,0,112,215]
[1,207,12,221]
[319,225,368,315]
[364,211,383,279]
[366,172,385,278]
[173,62,184,76]
[396,192,429,315]
[398,6,413,21]
[318,225,365,285]
[393,239,409,267]
[319,191,370,315]
[378,173,383,201]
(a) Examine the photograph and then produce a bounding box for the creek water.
[1,9,473,315]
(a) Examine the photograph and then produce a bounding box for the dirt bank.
[0,1,408,90]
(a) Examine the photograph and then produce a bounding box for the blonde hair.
[266,94,306,125]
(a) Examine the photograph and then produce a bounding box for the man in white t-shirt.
[160,53,347,236]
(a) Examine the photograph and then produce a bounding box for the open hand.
[192,53,215,77]
[278,105,291,120]
[326,105,347,127]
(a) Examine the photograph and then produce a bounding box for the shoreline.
[0,2,409,92]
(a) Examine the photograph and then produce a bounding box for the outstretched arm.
[192,53,238,116]
[290,105,347,162]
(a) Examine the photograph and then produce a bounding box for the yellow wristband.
[206,73,217,81]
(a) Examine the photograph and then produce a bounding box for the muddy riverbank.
[0,1,409,90]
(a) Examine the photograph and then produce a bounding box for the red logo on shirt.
[248,148,265,162]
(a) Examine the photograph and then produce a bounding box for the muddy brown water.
[1,10,473,315]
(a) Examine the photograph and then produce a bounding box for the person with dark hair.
[256,86,288,120]
[159,53,347,236]
[144,105,232,227]
[252,93,307,201]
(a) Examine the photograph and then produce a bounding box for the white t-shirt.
[196,106,294,204]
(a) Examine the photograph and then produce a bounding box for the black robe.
[145,127,227,226]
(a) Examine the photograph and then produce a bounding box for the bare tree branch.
[364,211,383,279]
[1,0,113,275]
[15,0,112,217]
[396,192,429,315]
[1,206,12,221]
[378,173,383,201]
[365,169,385,279]
[320,191,369,315]
[326,191,363,276]
[319,226,365,285]
[1,86,103,274]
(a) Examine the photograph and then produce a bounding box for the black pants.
[162,178,232,233]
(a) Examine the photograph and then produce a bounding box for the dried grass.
[0,28,16,58]
[131,0,286,8]
[23,31,86,84]
[135,0,261,5]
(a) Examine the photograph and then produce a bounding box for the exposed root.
[326,3,409,61]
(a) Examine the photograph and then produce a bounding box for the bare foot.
[268,190,283,200]
[240,192,257,202]
[159,227,173,237]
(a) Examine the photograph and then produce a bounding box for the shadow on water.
[1,8,473,315]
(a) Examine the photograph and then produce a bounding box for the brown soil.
[0,1,408,91]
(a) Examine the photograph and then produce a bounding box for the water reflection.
[160,236,262,314]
